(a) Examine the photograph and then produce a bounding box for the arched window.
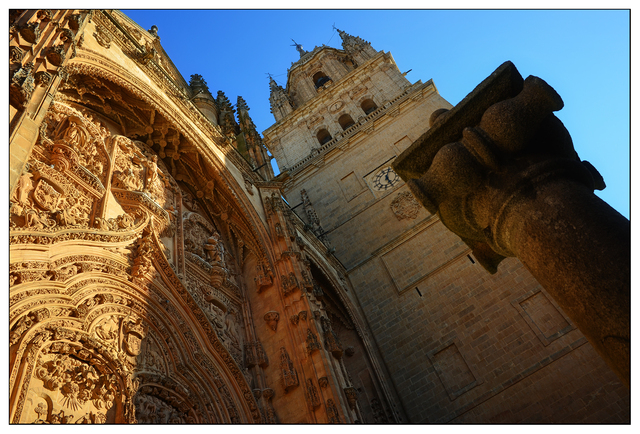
[360,98,378,115]
[317,128,332,145]
[338,114,355,131]
[313,71,332,89]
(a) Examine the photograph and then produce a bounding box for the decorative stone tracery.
[10,9,403,425]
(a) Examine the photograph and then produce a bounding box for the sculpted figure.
[204,232,225,264]
[24,208,54,230]
[63,121,83,148]
[143,155,159,192]
[224,309,242,349]
[12,171,35,208]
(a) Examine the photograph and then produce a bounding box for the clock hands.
[373,168,397,191]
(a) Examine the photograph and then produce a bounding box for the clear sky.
[122,8,630,218]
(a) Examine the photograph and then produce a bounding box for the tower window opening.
[313,71,332,89]
[361,99,378,115]
[338,114,355,131]
[317,128,332,145]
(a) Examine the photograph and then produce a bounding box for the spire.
[216,90,233,111]
[236,95,257,151]
[189,74,212,98]
[336,27,378,64]
[269,76,280,92]
[216,90,239,137]
[268,76,293,122]
[235,95,275,180]
[291,39,307,58]
[237,95,250,112]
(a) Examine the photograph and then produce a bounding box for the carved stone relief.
[306,379,321,409]
[279,347,299,392]
[390,191,420,220]
[306,328,322,354]
[264,312,280,331]
[325,398,341,423]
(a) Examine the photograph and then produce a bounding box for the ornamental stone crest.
[390,191,419,220]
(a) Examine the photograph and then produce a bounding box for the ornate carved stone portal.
[10,9,398,424]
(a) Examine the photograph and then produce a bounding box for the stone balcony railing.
[284,79,433,175]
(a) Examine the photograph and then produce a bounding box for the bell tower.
[262,28,625,424]
[263,28,452,263]
[262,29,455,422]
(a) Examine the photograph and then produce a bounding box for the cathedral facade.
[9,10,629,424]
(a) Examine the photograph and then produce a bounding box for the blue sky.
[123,9,630,218]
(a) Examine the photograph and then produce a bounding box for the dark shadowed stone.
[393,61,630,387]
[394,61,524,181]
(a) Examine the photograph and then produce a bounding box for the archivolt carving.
[10,278,249,424]
[64,52,272,279]
[12,325,135,424]
[10,254,131,289]
[185,269,244,365]
[136,231,261,422]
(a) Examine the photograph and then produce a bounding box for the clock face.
[372,167,400,191]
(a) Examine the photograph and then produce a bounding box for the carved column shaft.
[393,61,630,387]
[487,168,629,384]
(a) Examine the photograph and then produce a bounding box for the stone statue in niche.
[183,213,214,260]
[63,120,84,148]
[181,190,199,212]
[222,308,244,360]
[142,155,161,193]
[204,231,225,264]
[142,336,165,373]
[11,170,35,212]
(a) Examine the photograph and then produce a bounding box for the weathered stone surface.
[9,10,388,425]
[393,61,630,387]
[10,10,629,424]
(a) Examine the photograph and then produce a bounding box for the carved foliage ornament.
[325,398,341,423]
[10,61,35,107]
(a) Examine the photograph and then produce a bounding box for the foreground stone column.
[393,61,630,386]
